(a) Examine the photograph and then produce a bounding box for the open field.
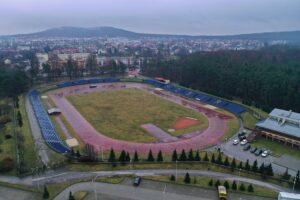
[241,111,259,129]
[144,175,278,199]
[215,109,240,141]
[66,88,208,143]
[252,138,300,158]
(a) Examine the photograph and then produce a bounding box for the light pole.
[175,160,178,182]
[93,174,99,200]
[293,177,296,193]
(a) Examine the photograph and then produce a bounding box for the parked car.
[133,176,141,186]
[250,147,257,153]
[255,149,262,156]
[238,135,246,141]
[240,139,247,145]
[233,139,239,145]
[261,150,269,157]
[238,132,246,137]
[243,144,251,151]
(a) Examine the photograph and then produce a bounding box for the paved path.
[26,94,50,166]
[0,186,39,200]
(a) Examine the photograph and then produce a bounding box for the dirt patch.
[172,117,201,130]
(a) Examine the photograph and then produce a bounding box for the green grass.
[252,138,300,158]
[96,175,126,184]
[74,191,89,200]
[216,109,240,141]
[66,88,209,143]
[144,175,278,198]
[241,112,259,129]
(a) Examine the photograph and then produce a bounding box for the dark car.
[133,176,141,186]
[250,147,257,153]
[243,144,251,151]
[255,149,262,156]
[238,132,246,137]
[238,135,246,141]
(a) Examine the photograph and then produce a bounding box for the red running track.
[50,83,232,154]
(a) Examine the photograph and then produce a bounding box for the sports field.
[66,88,208,143]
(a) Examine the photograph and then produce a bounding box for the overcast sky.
[0,0,299,36]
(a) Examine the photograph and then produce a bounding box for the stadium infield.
[49,83,235,153]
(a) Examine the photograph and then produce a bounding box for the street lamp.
[93,174,99,200]
[175,160,178,182]
[293,177,296,193]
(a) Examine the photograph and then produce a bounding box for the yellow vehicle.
[218,185,227,200]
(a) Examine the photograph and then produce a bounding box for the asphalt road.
[0,186,38,200]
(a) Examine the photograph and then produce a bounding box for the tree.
[157,150,163,162]
[118,150,126,164]
[108,148,116,163]
[194,150,201,161]
[238,161,243,169]
[223,181,229,189]
[147,149,154,162]
[244,159,250,171]
[179,149,187,161]
[231,158,236,169]
[184,172,191,184]
[172,149,178,161]
[69,191,75,200]
[215,179,221,187]
[170,174,175,181]
[252,160,258,172]
[239,183,246,191]
[259,162,265,174]
[86,54,98,75]
[17,111,23,127]
[133,151,139,162]
[208,179,213,186]
[232,181,237,190]
[203,152,209,162]
[43,186,49,199]
[295,170,300,190]
[188,149,194,161]
[125,152,131,162]
[211,153,216,163]
[247,184,254,192]
[216,153,223,165]
[223,157,229,166]
[266,163,274,176]
[282,168,291,180]
[76,150,81,158]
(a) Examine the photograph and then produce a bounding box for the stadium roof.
[256,108,300,139]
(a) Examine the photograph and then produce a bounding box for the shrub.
[5,134,12,139]
[215,179,221,188]
[208,179,213,186]
[223,181,230,189]
[232,181,237,190]
[0,157,14,172]
[247,184,254,192]
[239,183,246,191]
[170,175,175,181]
[184,172,191,184]
[0,115,11,125]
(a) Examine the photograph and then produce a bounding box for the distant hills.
[2,26,300,43]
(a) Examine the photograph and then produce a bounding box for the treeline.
[142,47,300,112]
[0,69,31,98]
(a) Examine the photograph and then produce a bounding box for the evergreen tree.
[188,149,194,161]
[252,160,258,172]
[17,111,23,127]
[147,149,154,162]
[208,179,213,186]
[295,170,300,190]
[211,153,216,163]
[194,150,201,161]
[157,150,163,162]
[172,149,178,161]
[204,152,209,162]
[43,186,49,199]
[259,162,265,174]
[223,157,229,166]
[244,159,250,171]
[223,181,230,189]
[239,183,246,191]
[170,174,175,181]
[69,191,75,200]
[247,184,254,192]
[231,158,236,169]
[179,149,187,161]
[184,172,191,184]
[282,168,291,180]
[76,150,81,158]
[118,150,126,164]
[133,151,139,162]
[193,176,197,184]
[215,179,221,188]
[266,163,274,176]
[125,152,131,162]
[70,148,75,156]
[238,161,243,169]
[216,153,223,165]
[232,181,237,190]
[108,148,116,163]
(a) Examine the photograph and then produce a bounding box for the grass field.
[144,175,278,198]
[215,109,240,141]
[66,88,209,143]
[241,112,259,129]
[252,138,300,158]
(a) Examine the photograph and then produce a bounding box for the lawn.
[252,138,300,158]
[66,88,208,143]
[241,112,259,129]
[144,175,278,199]
[215,109,240,141]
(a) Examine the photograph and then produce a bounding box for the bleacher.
[56,78,120,88]
[143,79,247,114]
[29,90,70,154]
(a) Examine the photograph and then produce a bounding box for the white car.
[233,139,239,145]
[240,139,247,145]
[261,150,268,157]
